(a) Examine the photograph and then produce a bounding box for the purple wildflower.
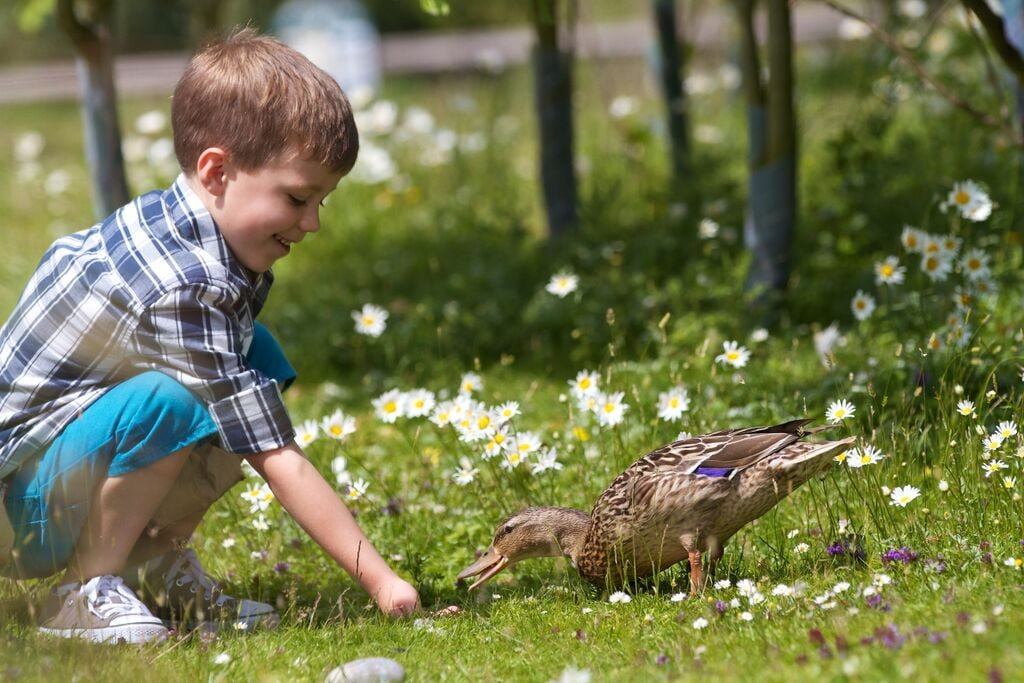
[827,541,848,557]
[818,645,833,659]
[924,556,947,573]
[866,593,884,609]
[877,624,905,650]
[881,546,919,565]
[656,654,669,666]
[273,561,291,574]
[808,628,825,645]
[715,600,728,614]
[981,552,993,564]
[928,630,949,644]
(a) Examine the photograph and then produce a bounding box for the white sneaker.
[38,575,168,645]
[137,549,278,631]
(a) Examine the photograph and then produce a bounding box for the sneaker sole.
[39,623,168,645]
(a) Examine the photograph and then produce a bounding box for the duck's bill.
[456,546,509,590]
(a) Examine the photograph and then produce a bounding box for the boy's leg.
[125,323,293,630]
[3,371,218,644]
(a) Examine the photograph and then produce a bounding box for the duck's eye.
[502,524,515,535]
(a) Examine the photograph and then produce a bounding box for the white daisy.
[846,445,884,468]
[352,303,388,337]
[826,399,856,423]
[996,421,1018,439]
[345,478,369,501]
[920,253,953,281]
[982,460,1008,478]
[295,419,319,448]
[530,447,563,475]
[958,248,991,280]
[956,400,975,416]
[850,290,876,321]
[595,391,629,427]
[453,457,478,486]
[874,256,906,286]
[373,389,406,423]
[320,409,357,441]
[459,372,483,396]
[608,591,631,604]
[715,340,751,368]
[900,225,925,253]
[889,485,921,507]
[569,370,601,399]
[946,179,993,221]
[656,386,691,422]
[404,388,437,418]
[545,272,579,298]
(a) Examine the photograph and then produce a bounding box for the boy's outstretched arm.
[246,444,420,616]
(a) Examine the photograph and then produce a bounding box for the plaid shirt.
[0,175,295,481]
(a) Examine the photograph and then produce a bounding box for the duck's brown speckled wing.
[637,418,813,477]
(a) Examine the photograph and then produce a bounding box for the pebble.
[325,657,405,683]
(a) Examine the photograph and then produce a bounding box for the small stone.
[325,657,405,683]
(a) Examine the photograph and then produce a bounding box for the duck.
[457,419,852,595]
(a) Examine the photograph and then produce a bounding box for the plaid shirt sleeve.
[132,283,295,455]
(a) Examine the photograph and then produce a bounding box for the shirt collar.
[164,174,272,290]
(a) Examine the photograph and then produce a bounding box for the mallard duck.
[457,419,852,594]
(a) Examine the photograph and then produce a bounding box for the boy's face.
[200,146,344,273]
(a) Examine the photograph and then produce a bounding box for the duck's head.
[456,506,590,590]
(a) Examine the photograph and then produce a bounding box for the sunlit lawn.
[2,40,1024,681]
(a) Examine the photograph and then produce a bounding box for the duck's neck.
[549,507,592,564]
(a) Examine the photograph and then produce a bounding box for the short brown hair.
[172,28,358,175]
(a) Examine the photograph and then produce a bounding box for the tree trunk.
[652,0,689,184]
[532,0,578,238]
[739,0,796,314]
[57,0,129,220]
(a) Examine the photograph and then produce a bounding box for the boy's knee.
[114,372,215,444]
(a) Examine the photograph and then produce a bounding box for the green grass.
[3,24,1024,681]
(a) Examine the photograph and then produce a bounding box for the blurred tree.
[57,0,130,219]
[532,0,579,238]
[652,0,690,187]
[962,1,1024,140]
[736,0,796,320]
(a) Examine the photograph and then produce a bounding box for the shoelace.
[165,549,232,607]
[81,575,148,621]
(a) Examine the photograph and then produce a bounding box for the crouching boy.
[0,29,419,644]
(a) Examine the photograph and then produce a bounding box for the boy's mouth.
[274,234,293,250]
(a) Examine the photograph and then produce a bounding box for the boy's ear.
[195,147,229,197]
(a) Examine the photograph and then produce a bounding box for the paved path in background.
[0,5,842,104]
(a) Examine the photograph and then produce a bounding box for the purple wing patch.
[694,467,732,478]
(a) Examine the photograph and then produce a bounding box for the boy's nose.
[300,209,321,233]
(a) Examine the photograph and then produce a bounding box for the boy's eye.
[287,194,307,207]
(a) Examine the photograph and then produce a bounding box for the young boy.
[0,29,419,644]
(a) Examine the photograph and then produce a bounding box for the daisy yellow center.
[558,278,569,287]
[835,408,847,418]
[906,236,918,247]
[928,338,940,350]
[727,351,740,361]
[855,300,866,310]
[362,316,375,325]
[573,427,589,441]
[579,378,591,390]
[477,416,490,429]
[968,259,981,270]
[330,426,342,436]
[509,453,521,463]
[859,454,872,465]
[1016,558,1023,567]
[880,264,894,277]
[603,403,616,413]
[835,452,848,462]
[384,401,397,413]
[518,442,531,452]
[670,398,680,408]
[494,433,505,444]
[1004,479,1015,489]
[925,257,939,270]
[898,494,911,504]
[955,190,970,205]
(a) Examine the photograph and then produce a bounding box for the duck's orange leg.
[688,550,703,596]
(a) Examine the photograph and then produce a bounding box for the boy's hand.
[374,576,421,617]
